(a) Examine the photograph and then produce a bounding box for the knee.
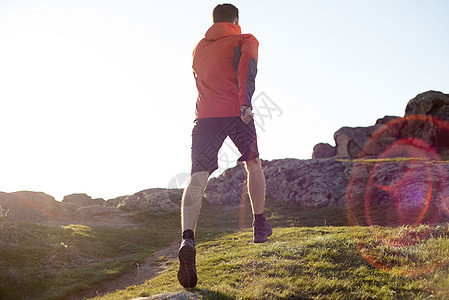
[245,158,261,170]
[189,171,210,189]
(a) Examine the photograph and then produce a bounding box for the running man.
[177,4,272,289]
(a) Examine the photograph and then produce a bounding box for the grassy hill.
[97,226,449,300]
[1,199,449,299]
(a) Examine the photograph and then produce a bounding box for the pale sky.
[1,0,448,201]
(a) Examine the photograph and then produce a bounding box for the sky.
[0,0,448,201]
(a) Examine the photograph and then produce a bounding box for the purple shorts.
[191,117,259,175]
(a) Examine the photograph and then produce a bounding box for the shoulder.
[193,38,208,56]
[240,34,259,46]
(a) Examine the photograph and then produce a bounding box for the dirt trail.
[66,242,179,300]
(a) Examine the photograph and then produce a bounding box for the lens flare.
[346,115,449,276]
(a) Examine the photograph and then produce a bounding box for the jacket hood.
[204,22,242,41]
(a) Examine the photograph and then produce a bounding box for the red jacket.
[193,22,258,119]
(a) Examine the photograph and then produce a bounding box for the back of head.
[213,3,239,24]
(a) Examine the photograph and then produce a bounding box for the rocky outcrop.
[264,159,353,207]
[205,157,449,224]
[2,91,448,223]
[0,191,60,221]
[114,188,183,211]
[402,91,449,158]
[75,205,126,218]
[61,193,106,214]
[312,143,336,159]
[62,193,105,206]
[205,164,247,204]
[205,159,353,207]
[405,90,449,120]
[313,91,449,159]
[0,188,184,222]
[333,125,381,158]
[346,159,449,226]
[312,116,402,159]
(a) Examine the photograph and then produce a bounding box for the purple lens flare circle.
[346,115,449,276]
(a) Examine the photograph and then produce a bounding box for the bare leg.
[244,158,266,214]
[181,171,210,233]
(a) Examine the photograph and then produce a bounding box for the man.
[177,4,272,289]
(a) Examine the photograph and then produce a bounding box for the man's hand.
[240,105,254,124]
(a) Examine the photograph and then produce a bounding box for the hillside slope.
[94,224,449,300]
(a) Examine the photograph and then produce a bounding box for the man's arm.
[237,35,259,109]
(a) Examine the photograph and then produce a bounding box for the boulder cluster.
[1,90,448,224]
[0,189,182,222]
[204,91,449,225]
[313,91,449,159]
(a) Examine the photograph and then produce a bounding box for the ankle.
[253,214,265,227]
[182,229,194,240]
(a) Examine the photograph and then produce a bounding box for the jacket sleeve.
[237,35,259,108]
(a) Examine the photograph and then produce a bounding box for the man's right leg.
[178,117,228,288]
[181,170,210,233]
[178,170,209,289]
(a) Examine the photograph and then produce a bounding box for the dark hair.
[213,4,239,23]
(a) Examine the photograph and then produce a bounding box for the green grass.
[0,211,179,300]
[95,225,449,300]
[2,198,449,299]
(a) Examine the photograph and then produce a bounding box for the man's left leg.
[245,158,272,243]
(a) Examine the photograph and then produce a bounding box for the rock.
[347,159,449,226]
[106,195,128,207]
[328,91,449,159]
[75,205,125,217]
[333,125,381,158]
[62,193,105,207]
[205,163,247,204]
[402,91,449,157]
[375,115,400,125]
[263,158,353,207]
[0,191,60,221]
[61,201,81,214]
[205,156,449,226]
[205,158,352,207]
[324,115,402,159]
[312,143,336,159]
[405,90,449,120]
[116,188,183,211]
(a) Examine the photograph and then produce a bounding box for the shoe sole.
[177,244,197,288]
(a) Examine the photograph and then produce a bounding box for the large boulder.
[62,193,105,207]
[205,157,449,226]
[116,188,183,211]
[0,191,60,221]
[334,125,380,158]
[405,90,449,120]
[332,116,401,159]
[205,159,352,207]
[312,143,336,159]
[403,91,449,158]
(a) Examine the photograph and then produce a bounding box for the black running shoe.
[253,221,273,243]
[177,238,197,288]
